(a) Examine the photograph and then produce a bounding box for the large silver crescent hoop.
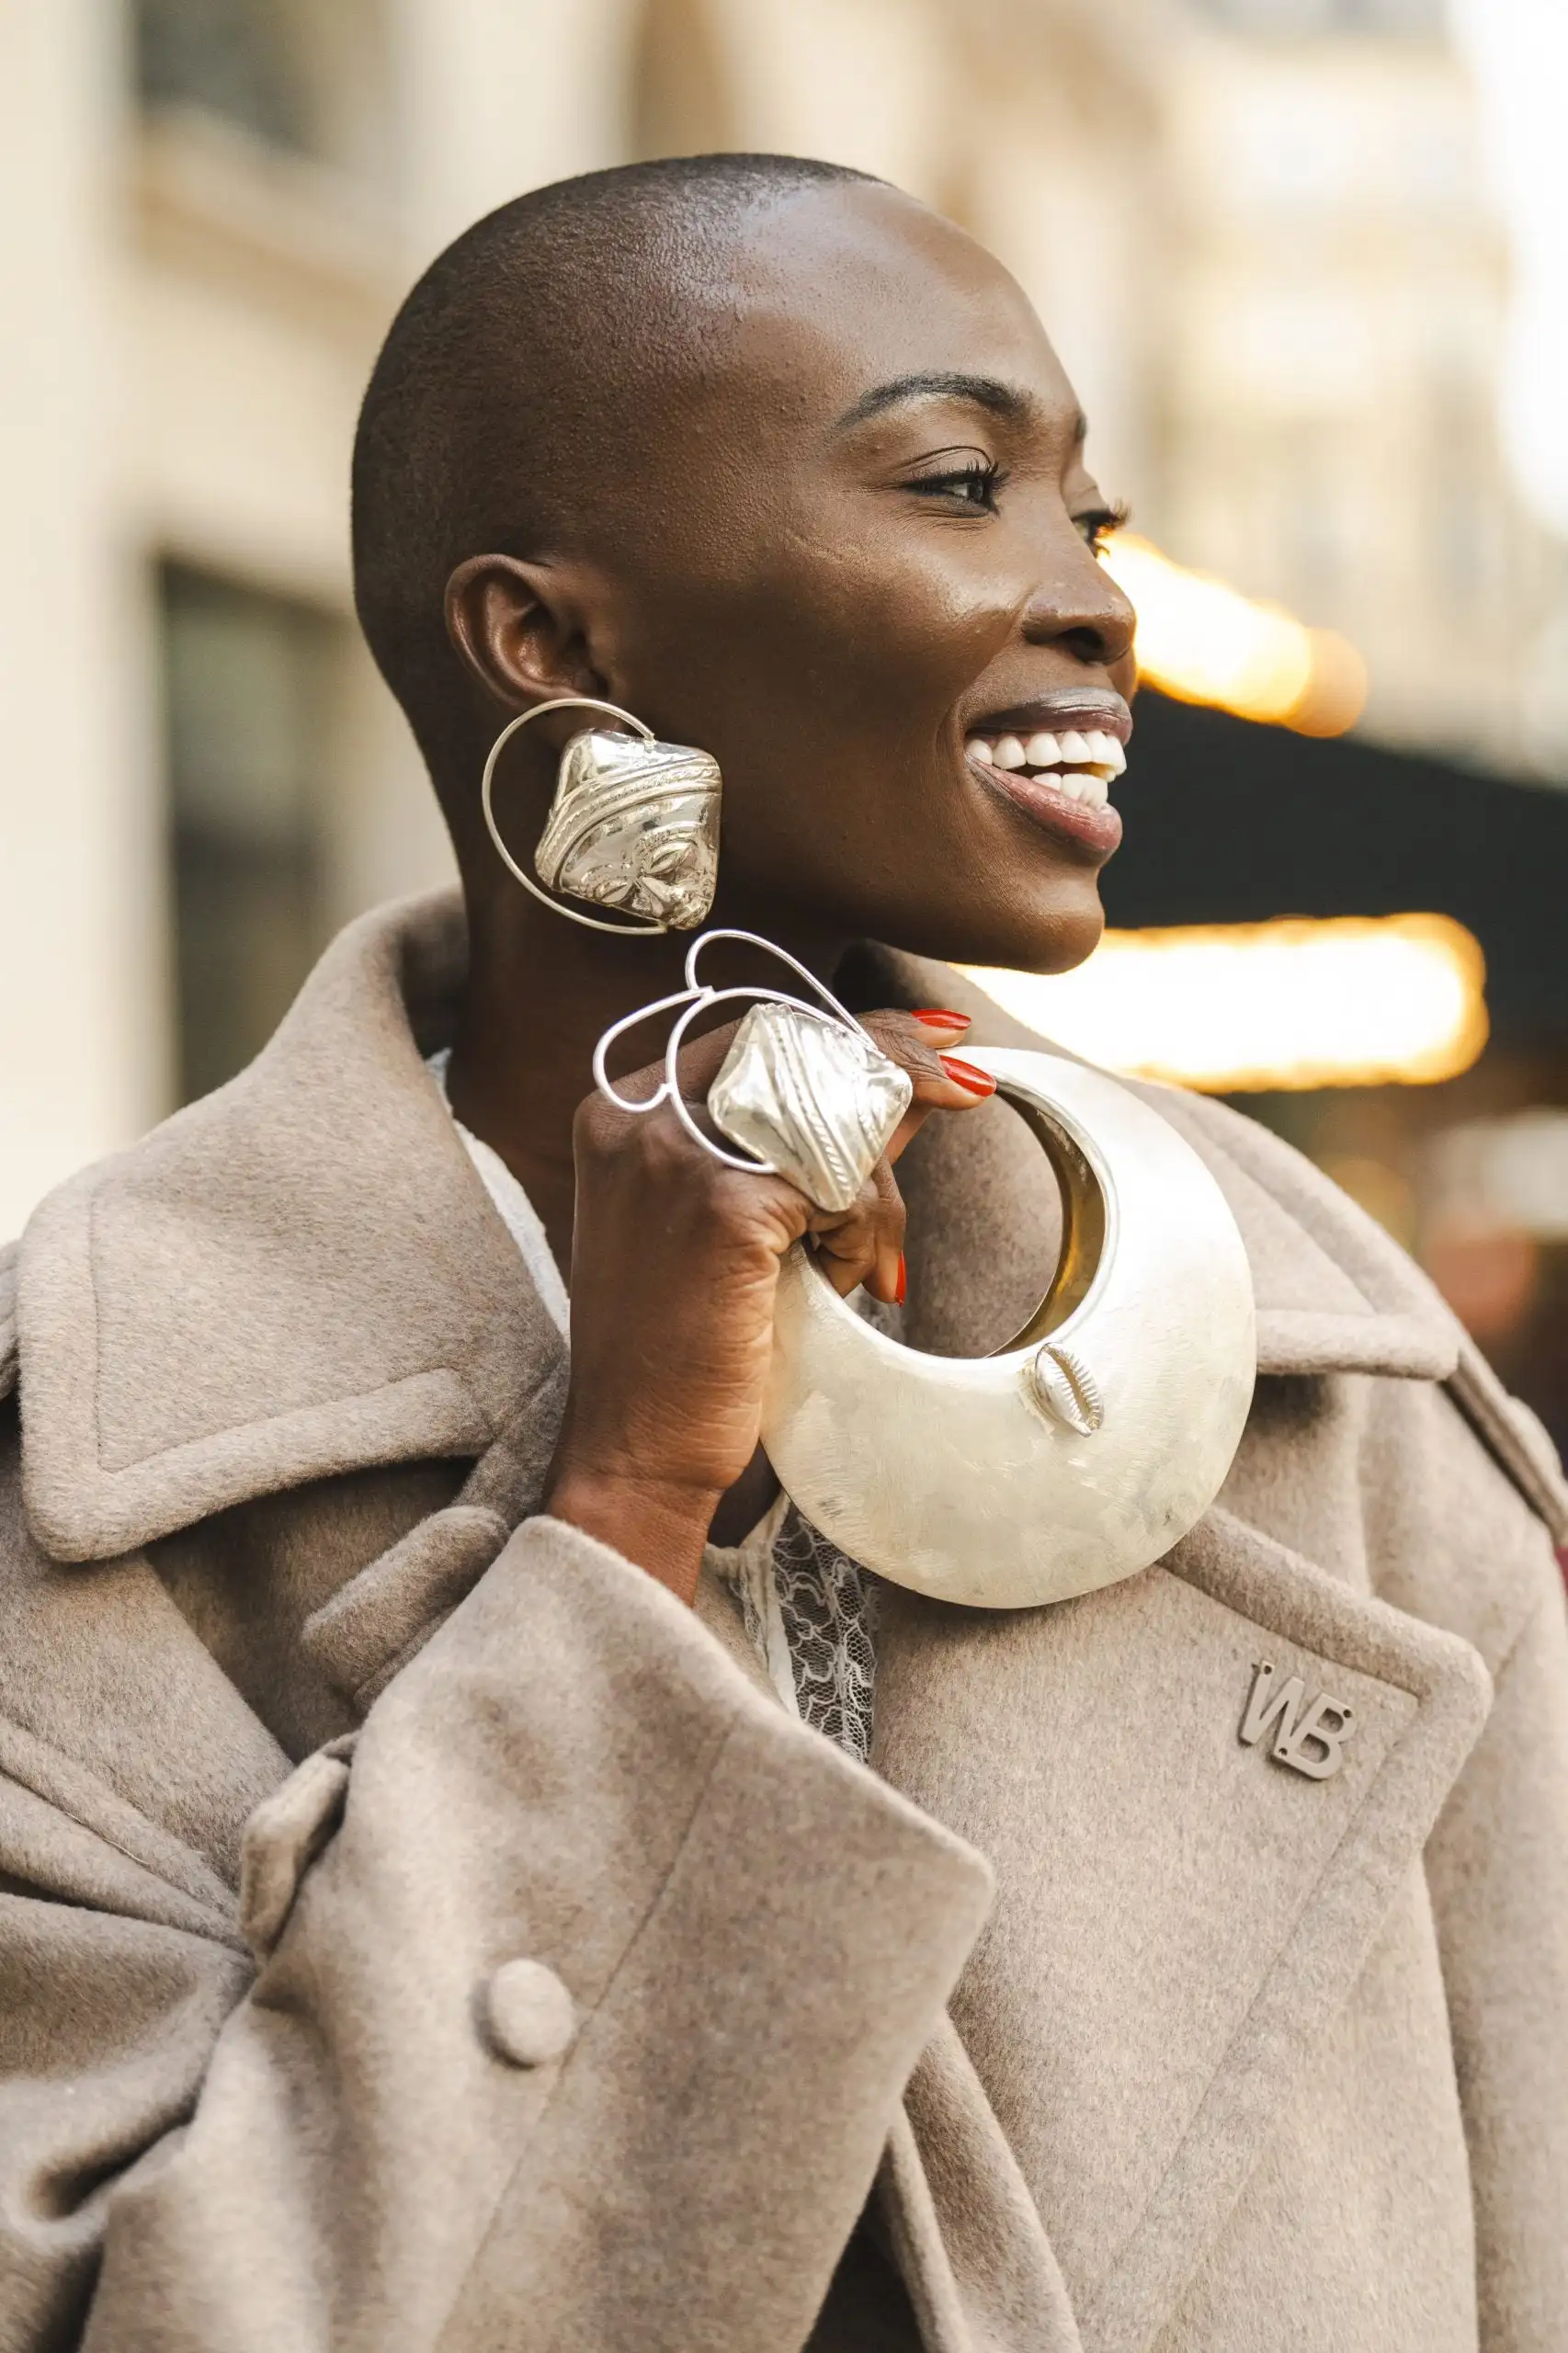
[481,697,671,938]
[761,1045,1257,1609]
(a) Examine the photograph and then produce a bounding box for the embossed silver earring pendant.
[482,695,722,935]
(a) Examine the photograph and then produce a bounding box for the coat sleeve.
[1425,1538,1568,2353]
[0,1514,992,2353]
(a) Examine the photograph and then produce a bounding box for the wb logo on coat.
[1239,1660,1355,1779]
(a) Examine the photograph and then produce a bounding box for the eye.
[903,452,1007,514]
[1076,499,1131,557]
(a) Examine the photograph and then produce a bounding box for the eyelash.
[907,470,1131,549]
[908,457,1008,513]
[1079,499,1131,554]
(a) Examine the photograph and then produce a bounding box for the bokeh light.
[1100,534,1369,738]
[967,913,1486,1093]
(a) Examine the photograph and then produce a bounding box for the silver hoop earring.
[481,695,722,936]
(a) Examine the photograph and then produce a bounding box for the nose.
[1021,542,1137,672]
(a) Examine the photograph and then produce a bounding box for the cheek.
[690,540,1017,747]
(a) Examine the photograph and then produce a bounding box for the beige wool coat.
[2,890,1566,2353]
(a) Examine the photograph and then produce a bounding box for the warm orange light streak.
[966,915,1487,1093]
[1099,534,1368,736]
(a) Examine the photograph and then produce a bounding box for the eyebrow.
[834,370,1044,432]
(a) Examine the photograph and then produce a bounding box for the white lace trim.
[770,1507,880,1762]
[707,1499,881,1760]
[710,1492,800,1720]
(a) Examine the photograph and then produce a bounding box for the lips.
[962,695,1131,858]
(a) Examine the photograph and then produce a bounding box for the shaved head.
[351,156,1133,978]
[351,154,874,764]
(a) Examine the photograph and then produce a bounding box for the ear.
[444,554,608,710]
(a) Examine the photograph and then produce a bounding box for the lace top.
[426,1051,880,1760]
[710,1496,881,1763]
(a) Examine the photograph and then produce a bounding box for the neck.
[445,875,853,1277]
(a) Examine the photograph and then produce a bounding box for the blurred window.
[1199,0,1443,30]
[133,0,391,176]
[135,0,307,149]
[159,565,341,1105]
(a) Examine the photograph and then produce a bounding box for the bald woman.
[2,157,1565,2353]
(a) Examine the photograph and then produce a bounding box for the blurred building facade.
[2,3,1563,1288]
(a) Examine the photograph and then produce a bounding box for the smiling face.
[560,181,1137,975]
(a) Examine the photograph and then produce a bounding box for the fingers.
[860,1009,995,1104]
[857,1008,996,1165]
[596,997,997,1239]
[810,1156,907,1302]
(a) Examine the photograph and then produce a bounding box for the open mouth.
[962,725,1126,813]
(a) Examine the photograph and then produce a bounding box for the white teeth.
[972,723,1120,809]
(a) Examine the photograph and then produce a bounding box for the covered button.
[481,1959,577,2068]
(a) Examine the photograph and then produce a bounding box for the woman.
[2,155,1564,2352]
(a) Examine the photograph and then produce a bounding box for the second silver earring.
[481,695,722,936]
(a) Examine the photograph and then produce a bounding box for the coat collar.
[12,894,1460,1563]
[15,892,563,1561]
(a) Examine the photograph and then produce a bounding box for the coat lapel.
[881,2014,1085,2353]
[871,1510,1490,2353]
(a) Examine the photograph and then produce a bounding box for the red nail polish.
[939,1054,996,1097]
[913,1007,971,1029]
[895,1251,907,1305]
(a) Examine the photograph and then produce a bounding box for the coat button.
[481,1960,577,2068]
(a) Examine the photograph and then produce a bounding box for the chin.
[1013,894,1105,976]
[902,880,1106,979]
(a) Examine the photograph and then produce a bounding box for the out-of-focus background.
[3,0,1566,1446]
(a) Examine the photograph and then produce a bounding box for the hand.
[543,1006,994,1601]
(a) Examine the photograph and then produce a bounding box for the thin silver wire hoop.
[683,928,873,1045]
[591,926,882,1180]
[480,695,669,938]
[590,990,697,1115]
[593,984,833,1173]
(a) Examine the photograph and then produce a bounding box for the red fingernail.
[913,1007,971,1029]
[939,1054,996,1097]
[895,1251,907,1305]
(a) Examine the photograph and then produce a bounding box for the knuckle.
[574,1095,619,1157]
[878,1186,907,1246]
[860,1008,937,1077]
